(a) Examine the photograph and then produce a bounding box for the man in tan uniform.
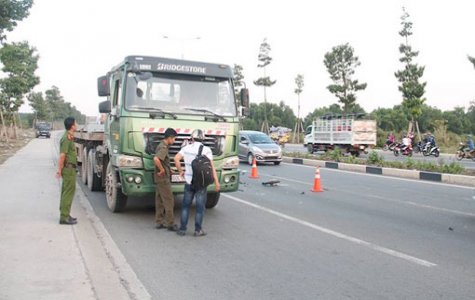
[55,117,78,225]
[154,128,178,231]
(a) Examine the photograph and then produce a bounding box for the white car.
[238,130,282,165]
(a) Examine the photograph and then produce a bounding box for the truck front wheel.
[87,149,102,191]
[105,162,127,212]
[206,192,220,209]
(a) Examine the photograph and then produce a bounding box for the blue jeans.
[180,184,207,232]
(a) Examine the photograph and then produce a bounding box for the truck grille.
[144,133,223,167]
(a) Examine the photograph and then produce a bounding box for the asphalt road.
[284,143,475,170]
[80,160,475,299]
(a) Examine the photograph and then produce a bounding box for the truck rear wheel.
[87,149,102,191]
[307,144,313,154]
[81,147,88,185]
[105,161,127,212]
[206,192,220,209]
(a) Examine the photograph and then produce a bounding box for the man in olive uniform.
[55,117,78,225]
[154,128,178,231]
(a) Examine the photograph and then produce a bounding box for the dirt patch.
[0,129,36,165]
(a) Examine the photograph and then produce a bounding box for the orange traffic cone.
[311,166,323,192]
[249,157,259,179]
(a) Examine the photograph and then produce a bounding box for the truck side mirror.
[240,88,250,117]
[99,100,111,113]
[97,75,110,97]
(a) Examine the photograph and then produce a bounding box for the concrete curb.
[283,156,475,187]
[75,186,152,300]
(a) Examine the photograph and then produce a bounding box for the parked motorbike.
[456,143,475,161]
[422,142,440,157]
[393,144,413,157]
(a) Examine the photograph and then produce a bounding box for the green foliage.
[243,102,296,131]
[232,64,245,99]
[469,55,475,69]
[254,38,276,89]
[323,43,367,113]
[367,150,384,165]
[294,74,304,96]
[0,0,33,42]
[27,92,49,121]
[0,41,39,119]
[394,7,426,122]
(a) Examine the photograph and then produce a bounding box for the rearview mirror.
[97,75,110,97]
[98,100,111,113]
[137,72,153,81]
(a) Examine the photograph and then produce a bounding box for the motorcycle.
[383,141,397,151]
[422,142,440,157]
[413,141,424,154]
[393,144,413,157]
[456,143,475,161]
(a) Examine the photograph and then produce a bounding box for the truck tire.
[81,147,88,185]
[87,149,102,191]
[105,161,127,212]
[307,144,313,154]
[206,192,220,209]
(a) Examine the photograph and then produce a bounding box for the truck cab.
[93,56,249,212]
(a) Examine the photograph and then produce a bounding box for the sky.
[7,0,475,118]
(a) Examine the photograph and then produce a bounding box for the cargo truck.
[74,56,249,212]
[304,114,376,156]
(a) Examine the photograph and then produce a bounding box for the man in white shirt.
[174,129,220,237]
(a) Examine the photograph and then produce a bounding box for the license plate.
[171,174,185,183]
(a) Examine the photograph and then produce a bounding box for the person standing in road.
[154,128,178,231]
[55,117,78,225]
[174,129,220,237]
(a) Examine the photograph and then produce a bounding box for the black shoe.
[167,224,178,232]
[194,230,207,237]
[155,224,166,229]
[69,215,77,221]
[59,217,77,225]
[176,230,186,236]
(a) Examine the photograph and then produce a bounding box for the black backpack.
[191,144,214,190]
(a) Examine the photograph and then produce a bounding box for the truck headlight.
[222,156,239,169]
[117,155,143,168]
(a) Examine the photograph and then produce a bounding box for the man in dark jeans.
[174,129,219,237]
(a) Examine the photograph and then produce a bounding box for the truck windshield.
[125,72,237,117]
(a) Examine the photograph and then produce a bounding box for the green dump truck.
[74,56,249,212]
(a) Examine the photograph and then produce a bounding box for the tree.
[253,38,276,133]
[27,91,49,123]
[469,55,475,69]
[323,43,367,113]
[293,74,304,143]
[0,41,39,137]
[0,0,34,43]
[232,64,245,101]
[394,7,426,136]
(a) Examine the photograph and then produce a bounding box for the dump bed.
[312,118,376,145]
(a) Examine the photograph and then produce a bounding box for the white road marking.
[256,172,475,218]
[281,162,475,190]
[224,193,437,268]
